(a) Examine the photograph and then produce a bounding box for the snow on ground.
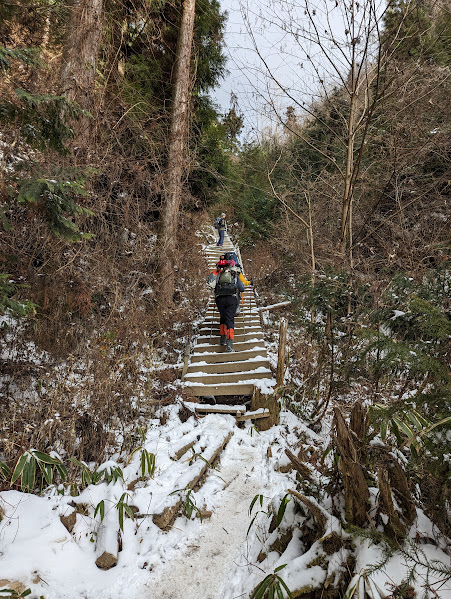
[144,431,267,599]
[0,410,291,599]
[1,408,450,599]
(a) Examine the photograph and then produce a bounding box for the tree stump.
[251,388,279,431]
[333,407,370,527]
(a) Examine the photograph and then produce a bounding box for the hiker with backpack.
[206,258,245,352]
[214,212,227,246]
[219,251,252,315]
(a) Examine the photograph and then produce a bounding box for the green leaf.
[268,584,275,599]
[11,453,29,485]
[141,452,146,477]
[408,411,426,431]
[247,514,258,536]
[412,410,429,428]
[147,452,156,476]
[56,463,68,481]
[123,505,135,521]
[94,500,105,522]
[169,488,183,496]
[421,416,451,437]
[37,461,52,485]
[274,564,287,573]
[252,576,272,599]
[0,461,11,480]
[276,495,290,527]
[380,419,388,440]
[32,451,61,465]
[27,457,36,491]
[392,417,415,439]
[249,494,264,515]
[390,419,402,445]
[277,577,294,599]
[118,505,124,531]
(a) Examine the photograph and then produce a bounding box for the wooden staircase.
[183,232,276,400]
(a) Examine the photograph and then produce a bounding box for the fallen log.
[152,431,233,529]
[258,301,291,312]
[285,448,313,482]
[287,489,327,535]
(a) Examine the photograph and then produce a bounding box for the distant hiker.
[214,212,227,246]
[206,258,245,352]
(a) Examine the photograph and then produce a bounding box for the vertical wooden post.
[276,318,288,386]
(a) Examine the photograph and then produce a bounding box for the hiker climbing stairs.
[182,232,276,401]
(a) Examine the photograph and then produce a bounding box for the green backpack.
[215,268,237,296]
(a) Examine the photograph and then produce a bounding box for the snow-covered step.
[199,324,262,334]
[203,306,257,313]
[196,332,264,344]
[199,325,261,333]
[184,370,272,384]
[192,340,265,354]
[236,408,271,422]
[184,382,256,396]
[186,359,271,374]
[189,348,267,364]
[202,316,261,325]
[184,402,271,421]
[184,402,247,415]
[205,305,256,314]
[198,329,261,339]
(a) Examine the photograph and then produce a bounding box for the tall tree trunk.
[340,1,357,263]
[159,0,196,306]
[60,0,103,119]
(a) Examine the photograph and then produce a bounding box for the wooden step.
[198,328,261,336]
[184,370,272,384]
[184,402,246,415]
[200,323,261,332]
[205,308,257,314]
[206,306,256,314]
[186,359,271,374]
[184,382,256,396]
[199,324,261,332]
[202,317,260,325]
[192,340,265,354]
[200,323,261,329]
[196,332,263,344]
[189,348,267,363]
[236,409,270,422]
[184,402,270,421]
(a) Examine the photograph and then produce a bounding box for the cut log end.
[95,551,118,570]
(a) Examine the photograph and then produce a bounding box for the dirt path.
[146,440,264,599]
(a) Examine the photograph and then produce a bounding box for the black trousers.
[215,295,238,332]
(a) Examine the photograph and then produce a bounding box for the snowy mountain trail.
[144,437,266,599]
